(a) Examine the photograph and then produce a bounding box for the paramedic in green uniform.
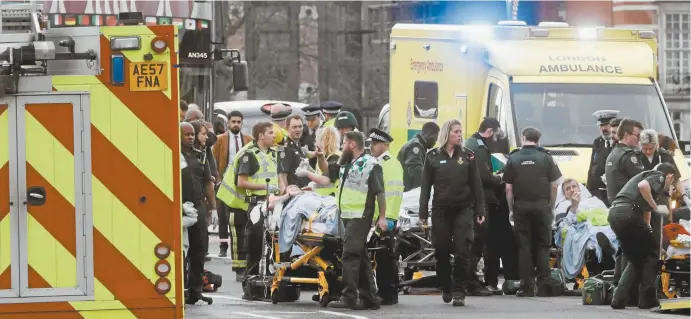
[368,128,404,305]
[608,164,677,310]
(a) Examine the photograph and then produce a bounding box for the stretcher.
[657,214,690,312]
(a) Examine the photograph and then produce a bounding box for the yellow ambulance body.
[0,24,184,318]
[387,22,690,192]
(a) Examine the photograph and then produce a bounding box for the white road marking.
[212,295,256,303]
[317,310,370,319]
[234,312,283,319]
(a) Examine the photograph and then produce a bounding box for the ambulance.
[383,21,690,201]
[0,5,186,318]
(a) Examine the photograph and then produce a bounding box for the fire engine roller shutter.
[0,25,182,319]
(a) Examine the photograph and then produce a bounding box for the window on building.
[671,111,684,140]
[664,13,690,94]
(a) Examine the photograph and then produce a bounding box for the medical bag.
[581,277,614,305]
[502,280,522,295]
[547,268,567,297]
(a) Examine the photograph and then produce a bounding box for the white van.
[214,100,308,135]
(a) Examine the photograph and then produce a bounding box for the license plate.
[129,62,168,91]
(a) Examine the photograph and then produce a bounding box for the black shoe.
[381,299,395,306]
[329,299,362,310]
[235,270,245,282]
[610,300,626,309]
[218,248,228,258]
[467,285,493,297]
[361,299,381,310]
[205,256,212,262]
[596,232,615,257]
[185,291,201,304]
[452,294,465,307]
[442,289,453,303]
[487,285,502,295]
[638,300,659,310]
[516,289,535,297]
[200,296,213,305]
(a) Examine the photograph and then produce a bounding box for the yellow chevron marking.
[24,112,75,206]
[51,82,174,200]
[100,26,172,100]
[70,278,137,319]
[27,215,77,287]
[0,215,10,282]
[92,177,176,302]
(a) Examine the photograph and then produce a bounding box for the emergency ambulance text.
[410,59,444,74]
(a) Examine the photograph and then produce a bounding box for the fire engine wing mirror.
[232,60,249,92]
[27,186,46,206]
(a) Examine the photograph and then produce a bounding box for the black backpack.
[202,270,223,292]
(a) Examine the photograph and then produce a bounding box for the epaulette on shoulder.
[536,146,551,154]
[427,148,438,155]
[383,154,391,161]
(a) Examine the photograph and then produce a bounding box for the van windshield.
[510,83,674,147]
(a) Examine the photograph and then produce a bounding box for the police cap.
[367,128,394,144]
[270,103,292,121]
[592,110,620,125]
[334,111,358,129]
[320,101,343,115]
[302,104,322,118]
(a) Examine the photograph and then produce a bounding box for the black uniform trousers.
[514,200,552,291]
[469,218,487,286]
[341,216,379,305]
[608,205,658,306]
[431,207,474,293]
[374,224,399,303]
[484,202,519,286]
[186,202,208,295]
[245,202,267,276]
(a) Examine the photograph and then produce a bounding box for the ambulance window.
[414,81,438,119]
[487,83,503,118]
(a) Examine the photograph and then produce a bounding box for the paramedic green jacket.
[338,154,381,219]
[217,142,279,211]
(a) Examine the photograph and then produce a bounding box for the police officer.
[278,114,313,192]
[465,118,512,295]
[368,128,404,305]
[270,103,292,146]
[301,105,322,168]
[586,110,620,206]
[318,131,387,310]
[608,164,677,309]
[503,127,562,297]
[180,122,216,305]
[419,119,486,307]
[397,122,440,191]
[216,122,280,293]
[320,101,343,128]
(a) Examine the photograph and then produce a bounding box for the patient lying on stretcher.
[266,185,345,254]
[553,178,618,279]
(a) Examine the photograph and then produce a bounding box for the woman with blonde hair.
[312,127,341,196]
[418,119,485,307]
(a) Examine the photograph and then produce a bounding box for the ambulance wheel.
[271,290,280,304]
[319,293,330,307]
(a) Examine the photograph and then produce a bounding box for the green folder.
[490,153,508,173]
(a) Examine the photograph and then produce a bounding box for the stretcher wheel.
[319,293,330,307]
[271,290,280,304]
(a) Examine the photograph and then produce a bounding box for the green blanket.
[575,208,609,226]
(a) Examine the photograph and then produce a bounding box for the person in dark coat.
[586,110,620,206]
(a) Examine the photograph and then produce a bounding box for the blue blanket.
[278,192,344,253]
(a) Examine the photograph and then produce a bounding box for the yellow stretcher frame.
[658,297,691,311]
[657,239,690,311]
[270,232,336,307]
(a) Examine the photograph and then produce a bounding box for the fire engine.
[0,3,185,318]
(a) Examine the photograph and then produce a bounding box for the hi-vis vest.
[217,143,278,211]
[322,118,335,128]
[338,154,378,219]
[313,153,340,196]
[375,152,404,220]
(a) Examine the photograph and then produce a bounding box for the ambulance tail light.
[111,36,141,50]
[151,36,168,53]
[155,260,171,276]
[154,243,171,259]
[155,278,172,294]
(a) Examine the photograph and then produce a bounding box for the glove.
[600,174,607,185]
[210,209,218,226]
[509,211,514,223]
[268,184,281,195]
[655,205,670,215]
[183,202,197,215]
[295,168,310,177]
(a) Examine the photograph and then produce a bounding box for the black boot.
[442,288,453,303]
[452,292,466,307]
[218,247,228,258]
